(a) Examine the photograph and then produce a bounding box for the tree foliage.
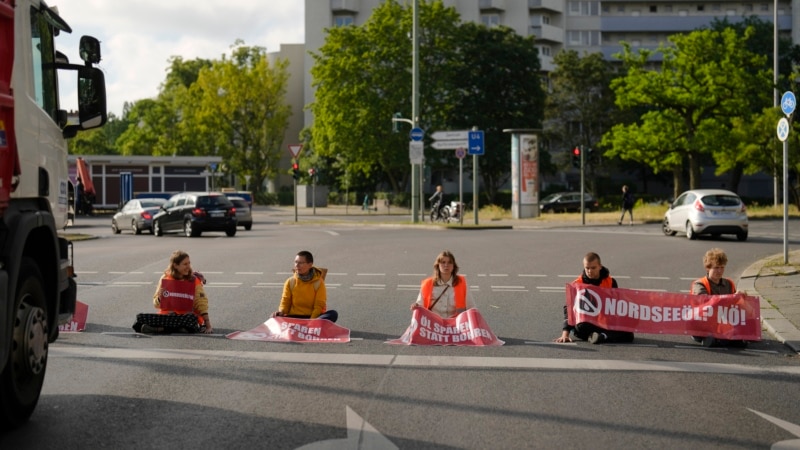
[603,28,771,197]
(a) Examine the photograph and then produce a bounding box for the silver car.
[228,196,253,230]
[662,189,748,241]
[111,198,166,234]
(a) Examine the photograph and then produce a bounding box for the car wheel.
[244,223,252,231]
[662,217,676,236]
[132,220,141,235]
[686,221,697,240]
[226,227,237,237]
[736,231,748,241]
[111,220,121,234]
[154,220,163,237]
[185,220,200,237]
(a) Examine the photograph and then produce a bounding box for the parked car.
[539,192,598,213]
[662,189,748,241]
[111,198,166,234]
[153,192,237,237]
[227,196,253,230]
[135,192,175,201]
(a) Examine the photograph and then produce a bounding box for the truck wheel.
[0,258,49,430]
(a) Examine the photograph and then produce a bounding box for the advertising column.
[505,129,541,219]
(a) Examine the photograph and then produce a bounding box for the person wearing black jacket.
[554,252,635,344]
[618,185,634,225]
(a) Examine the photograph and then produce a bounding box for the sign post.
[779,91,795,263]
[289,144,303,223]
[468,130,484,225]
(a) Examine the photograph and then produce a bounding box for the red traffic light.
[292,163,299,170]
[573,147,581,156]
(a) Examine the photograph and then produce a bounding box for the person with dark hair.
[618,185,634,226]
[133,250,212,334]
[554,252,634,344]
[272,250,338,322]
[411,250,475,319]
[690,248,747,348]
[428,185,446,221]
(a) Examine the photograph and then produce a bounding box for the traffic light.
[571,147,581,168]
[292,161,299,180]
[392,112,401,133]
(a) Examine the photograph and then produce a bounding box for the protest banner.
[226,317,350,343]
[59,300,88,332]
[566,283,761,340]
[157,278,196,311]
[387,307,504,346]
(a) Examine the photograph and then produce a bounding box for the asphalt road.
[2,216,799,449]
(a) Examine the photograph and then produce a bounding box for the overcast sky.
[52,0,305,117]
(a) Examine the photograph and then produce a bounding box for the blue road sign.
[410,127,424,142]
[468,130,484,155]
[781,91,796,117]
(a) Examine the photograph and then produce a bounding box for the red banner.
[158,279,195,312]
[226,317,350,343]
[59,300,88,332]
[387,308,504,346]
[566,284,761,341]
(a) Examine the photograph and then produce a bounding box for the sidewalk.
[738,250,800,353]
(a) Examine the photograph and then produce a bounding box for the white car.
[227,196,253,230]
[662,189,748,241]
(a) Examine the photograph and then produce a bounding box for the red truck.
[0,0,107,428]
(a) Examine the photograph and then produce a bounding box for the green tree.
[444,22,544,203]
[185,43,291,192]
[604,28,769,198]
[308,0,462,194]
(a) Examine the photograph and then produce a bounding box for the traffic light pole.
[580,145,585,225]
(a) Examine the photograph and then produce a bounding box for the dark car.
[540,192,598,213]
[111,198,166,234]
[153,192,237,237]
[227,196,253,230]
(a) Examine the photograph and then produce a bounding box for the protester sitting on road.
[133,250,213,334]
[410,250,475,319]
[554,252,635,344]
[272,250,338,322]
[691,248,747,348]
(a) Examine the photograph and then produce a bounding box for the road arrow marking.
[297,406,398,450]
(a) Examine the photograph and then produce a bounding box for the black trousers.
[574,322,634,343]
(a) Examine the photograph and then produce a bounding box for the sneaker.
[589,332,607,344]
[140,324,163,334]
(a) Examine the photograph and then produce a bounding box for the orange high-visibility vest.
[421,275,467,310]
[691,276,735,294]
[573,276,614,288]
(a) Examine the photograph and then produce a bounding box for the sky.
[51,0,305,117]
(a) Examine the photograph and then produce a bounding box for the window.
[333,15,354,27]
[539,46,551,56]
[28,5,59,122]
[649,5,657,13]
[697,5,705,11]
[481,13,500,27]
[568,1,600,16]
[541,15,550,25]
[760,3,769,12]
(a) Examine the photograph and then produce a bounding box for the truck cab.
[0,0,107,429]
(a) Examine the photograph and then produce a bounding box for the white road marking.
[235,272,263,275]
[489,274,508,277]
[357,273,386,276]
[49,346,800,375]
[518,274,547,277]
[641,276,670,280]
[399,273,426,277]
[111,281,151,285]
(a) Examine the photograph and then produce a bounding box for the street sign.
[455,147,466,159]
[431,130,468,141]
[288,144,303,158]
[409,141,424,164]
[781,91,796,117]
[777,117,790,142]
[410,127,424,141]
[468,130,484,155]
[431,140,468,150]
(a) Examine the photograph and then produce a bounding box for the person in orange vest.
[133,250,213,334]
[272,250,338,322]
[554,252,635,344]
[410,250,475,319]
[690,248,747,348]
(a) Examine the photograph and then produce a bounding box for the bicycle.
[429,202,449,223]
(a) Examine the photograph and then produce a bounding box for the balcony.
[479,0,505,12]
[528,0,564,14]
[331,0,359,13]
[531,24,564,44]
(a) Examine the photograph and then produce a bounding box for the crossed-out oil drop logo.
[573,288,602,317]
[162,290,172,298]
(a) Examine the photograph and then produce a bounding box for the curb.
[739,253,800,353]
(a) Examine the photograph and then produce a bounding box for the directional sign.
[431,140,468,150]
[410,127,424,142]
[431,130,468,141]
[468,130,485,155]
[781,91,796,117]
[288,144,303,158]
[777,117,790,142]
